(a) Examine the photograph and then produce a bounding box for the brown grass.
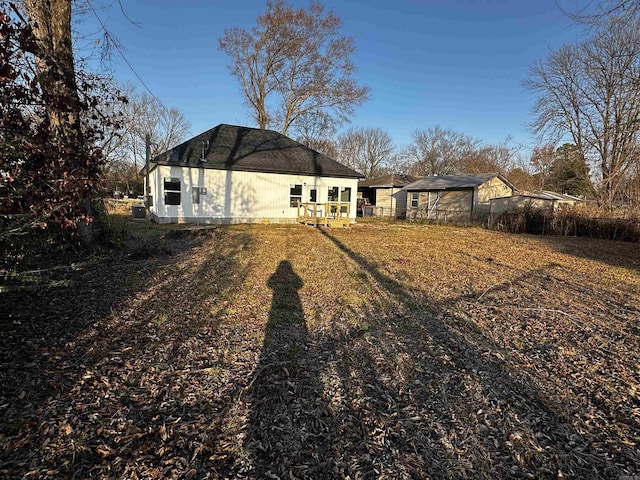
[491,207,640,241]
[1,222,639,479]
[104,198,144,216]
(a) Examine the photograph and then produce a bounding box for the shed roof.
[492,191,586,202]
[403,173,512,191]
[539,191,586,202]
[358,174,422,188]
[491,193,556,202]
[150,124,363,179]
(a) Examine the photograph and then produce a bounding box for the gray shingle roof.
[403,173,512,191]
[358,174,422,188]
[151,124,363,178]
[497,191,588,202]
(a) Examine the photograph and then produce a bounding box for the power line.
[85,0,194,137]
[507,138,536,152]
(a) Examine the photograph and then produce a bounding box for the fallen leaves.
[1,224,639,478]
[96,445,115,458]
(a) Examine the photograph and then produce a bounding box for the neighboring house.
[357,174,422,217]
[490,190,589,215]
[146,124,362,224]
[403,173,514,222]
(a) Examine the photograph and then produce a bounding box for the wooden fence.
[359,205,490,225]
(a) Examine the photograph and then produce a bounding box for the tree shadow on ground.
[0,228,255,477]
[3,224,638,478]
[0,232,195,410]
[530,233,640,272]
[316,228,634,479]
[245,260,338,479]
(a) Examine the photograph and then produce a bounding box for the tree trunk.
[23,0,101,247]
[24,0,83,147]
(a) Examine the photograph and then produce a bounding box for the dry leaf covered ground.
[1,222,639,479]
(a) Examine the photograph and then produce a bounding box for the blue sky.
[79,0,585,156]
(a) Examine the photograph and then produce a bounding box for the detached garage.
[403,173,514,222]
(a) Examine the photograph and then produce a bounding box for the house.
[490,190,589,216]
[357,174,422,217]
[145,124,363,224]
[403,173,514,222]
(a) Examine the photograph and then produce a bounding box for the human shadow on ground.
[245,260,338,479]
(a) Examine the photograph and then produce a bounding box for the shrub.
[489,207,640,242]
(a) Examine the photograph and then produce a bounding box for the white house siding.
[149,165,359,224]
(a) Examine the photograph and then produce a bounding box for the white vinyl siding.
[149,165,359,223]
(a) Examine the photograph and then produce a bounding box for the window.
[290,184,302,207]
[339,187,351,215]
[192,187,200,204]
[410,192,419,208]
[309,188,317,202]
[164,177,181,205]
[328,186,339,202]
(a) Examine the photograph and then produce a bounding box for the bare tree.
[401,126,479,176]
[297,136,338,159]
[525,17,640,209]
[618,162,640,207]
[93,84,190,196]
[505,166,538,192]
[103,158,141,197]
[459,144,515,174]
[219,0,369,135]
[529,144,556,190]
[118,87,191,169]
[336,127,394,178]
[295,111,338,158]
[563,0,640,25]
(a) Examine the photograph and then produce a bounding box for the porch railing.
[297,202,351,226]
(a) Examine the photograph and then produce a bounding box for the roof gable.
[152,124,363,179]
[358,174,422,188]
[403,173,512,191]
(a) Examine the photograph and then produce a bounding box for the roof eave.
[152,161,362,179]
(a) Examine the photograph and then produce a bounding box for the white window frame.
[164,177,181,205]
[410,192,419,208]
[290,184,303,207]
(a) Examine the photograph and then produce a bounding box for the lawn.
[1,222,639,479]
